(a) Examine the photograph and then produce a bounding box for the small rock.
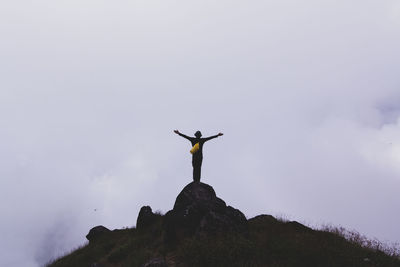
[86,225,111,242]
[287,221,312,232]
[137,206,157,230]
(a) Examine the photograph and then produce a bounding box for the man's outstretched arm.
[174,130,193,141]
[203,132,223,142]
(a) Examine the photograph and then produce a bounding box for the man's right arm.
[174,130,192,141]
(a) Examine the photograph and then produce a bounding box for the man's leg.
[193,164,199,182]
[197,160,201,182]
[193,159,201,182]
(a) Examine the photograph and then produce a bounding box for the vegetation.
[46,214,400,267]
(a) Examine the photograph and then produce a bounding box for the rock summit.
[163,182,248,244]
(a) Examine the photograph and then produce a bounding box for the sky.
[1,0,400,266]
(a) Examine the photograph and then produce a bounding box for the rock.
[249,214,278,224]
[141,257,168,267]
[137,206,157,230]
[286,221,312,232]
[163,182,248,244]
[86,225,111,242]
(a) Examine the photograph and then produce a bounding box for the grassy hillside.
[47,214,400,267]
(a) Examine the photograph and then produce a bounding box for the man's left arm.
[203,132,223,142]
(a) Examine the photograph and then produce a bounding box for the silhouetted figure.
[174,130,223,182]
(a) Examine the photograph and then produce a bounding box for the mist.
[1,1,400,266]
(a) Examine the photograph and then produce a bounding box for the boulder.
[137,206,157,230]
[163,182,248,244]
[286,221,312,232]
[86,225,111,242]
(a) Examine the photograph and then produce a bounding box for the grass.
[47,214,400,267]
[321,224,400,258]
[47,214,165,267]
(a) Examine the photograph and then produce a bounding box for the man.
[174,130,223,182]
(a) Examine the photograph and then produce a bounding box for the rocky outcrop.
[163,182,248,244]
[86,225,111,242]
[137,206,157,230]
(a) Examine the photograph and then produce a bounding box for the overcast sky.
[1,1,400,266]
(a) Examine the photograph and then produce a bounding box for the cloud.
[0,0,399,266]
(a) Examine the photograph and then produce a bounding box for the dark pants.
[192,156,202,182]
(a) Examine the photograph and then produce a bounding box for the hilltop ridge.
[47,182,400,267]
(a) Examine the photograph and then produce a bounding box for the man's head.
[194,131,202,138]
